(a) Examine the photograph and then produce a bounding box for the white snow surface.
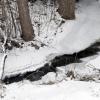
[1,0,100,100]
[0,46,58,77]
[1,80,100,100]
[57,0,100,54]
[0,0,100,76]
[86,55,100,69]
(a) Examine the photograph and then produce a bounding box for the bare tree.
[57,0,75,20]
[17,0,35,41]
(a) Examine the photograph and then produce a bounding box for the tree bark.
[17,0,34,41]
[57,0,75,20]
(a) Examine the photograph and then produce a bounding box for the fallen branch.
[0,27,7,81]
[0,54,7,80]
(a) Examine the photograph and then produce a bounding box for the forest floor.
[1,0,100,100]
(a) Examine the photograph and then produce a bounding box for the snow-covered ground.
[0,46,57,77]
[57,0,100,54]
[1,0,100,77]
[1,80,100,100]
[86,55,100,69]
[1,0,100,99]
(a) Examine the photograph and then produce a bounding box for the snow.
[86,55,100,69]
[1,80,100,100]
[1,0,100,100]
[0,0,100,77]
[56,0,100,54]
[0,46,58,77]
[0,0,61,77]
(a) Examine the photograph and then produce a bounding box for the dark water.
[2,42,100,84]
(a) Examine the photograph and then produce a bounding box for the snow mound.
[55,0,100,54]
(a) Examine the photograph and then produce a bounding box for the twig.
[0,54,7,80]
[0,35,7,80]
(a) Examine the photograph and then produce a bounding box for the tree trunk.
[17,0,34,41]
[57,0,75,20]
